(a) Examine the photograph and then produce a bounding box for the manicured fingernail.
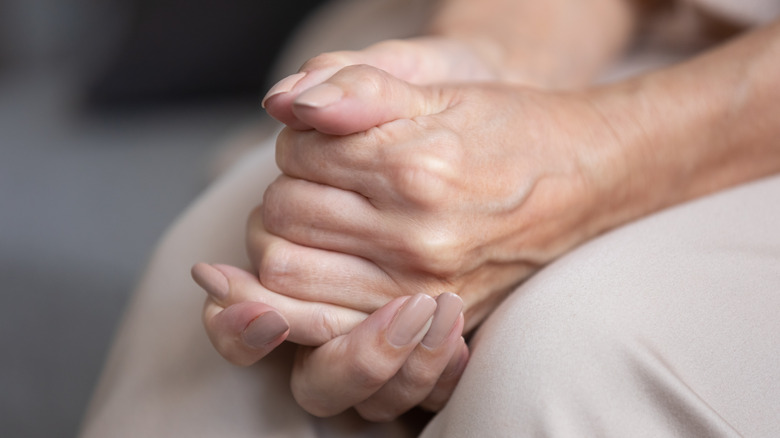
[191,263,229,302]
[242,311,289,349]
[422,293,463,348]
[261,72,306,108]
[294,83,343,108]
[387,294,437,347]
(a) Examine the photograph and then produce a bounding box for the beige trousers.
[79,1,780,436]
[77,139,780,438]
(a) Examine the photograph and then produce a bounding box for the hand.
[261,37,497,131]
[192,263,366,363]
[256,64,616,329]
[192,263,469,420]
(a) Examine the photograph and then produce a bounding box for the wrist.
[424,0,637,90]
[576,61,752,237]
[576,79,680,238]
[415,32,587,89]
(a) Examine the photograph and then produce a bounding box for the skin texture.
[261,66,614,329]
[193,0,780,423]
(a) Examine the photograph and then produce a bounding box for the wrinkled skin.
[256,65,613,330]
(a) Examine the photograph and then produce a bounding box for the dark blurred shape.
[85,0,328,109]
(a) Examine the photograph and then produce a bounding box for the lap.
[80,134,780,437]
[80,140,417,438]
[424,175,780,437]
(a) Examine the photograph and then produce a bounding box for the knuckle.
[401,227,464,276]
[347,348,397,389]
[337,64,390,97]
[390,131,461,208]
[301,51,354,72]
[394,160,447,207]
[257,242,295,292]
[310,306,344,344]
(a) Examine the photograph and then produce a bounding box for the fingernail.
[261,72,307,108]
[191,263,229,302]
[387,294,437,347]
[242,311,289,349]
[422,293,463,349]
[294,83,343,108]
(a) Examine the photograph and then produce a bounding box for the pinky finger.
[203,298,290,367]
[418,339,469,412]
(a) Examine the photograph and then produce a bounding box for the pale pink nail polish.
[242,311,289,349]
[386,294,437,347]
[294,83,344,108]
[191,263,229,302]
[261,72,307,108]
[422,293,463,349]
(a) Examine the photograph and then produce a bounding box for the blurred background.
[0,0,324,436]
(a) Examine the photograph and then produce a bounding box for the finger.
[276,122,458,206]
[261,175,391,262]
[276,125,418,203]
[275,76,459,202]
[246,206,402,312]
[262,50,396,129]
[262,47,423,130]
[354,293,465,421]
[192,263,367,345]
[291,294,437,417]
[262,38,483,129]
[202,298,289,366]
[262,175,444,275]
[291,64,452,136]
[419,339,469,412]
[262,68,339,130]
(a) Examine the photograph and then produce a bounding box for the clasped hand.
[194,45,615,421]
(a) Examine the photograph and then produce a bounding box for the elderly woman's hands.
[257,64,616,329]
[193,263,469,420]
[193,1,780,427]
[196,62,618,420]
[196,30,624,419]
[200,17,780,420]
[192,38,498,421]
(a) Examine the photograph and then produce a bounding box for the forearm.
[588,19,780,233]
[426,0,640,88]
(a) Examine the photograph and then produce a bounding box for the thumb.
[291,64,453,136]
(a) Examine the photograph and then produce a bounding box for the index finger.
[290,294,437,417]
